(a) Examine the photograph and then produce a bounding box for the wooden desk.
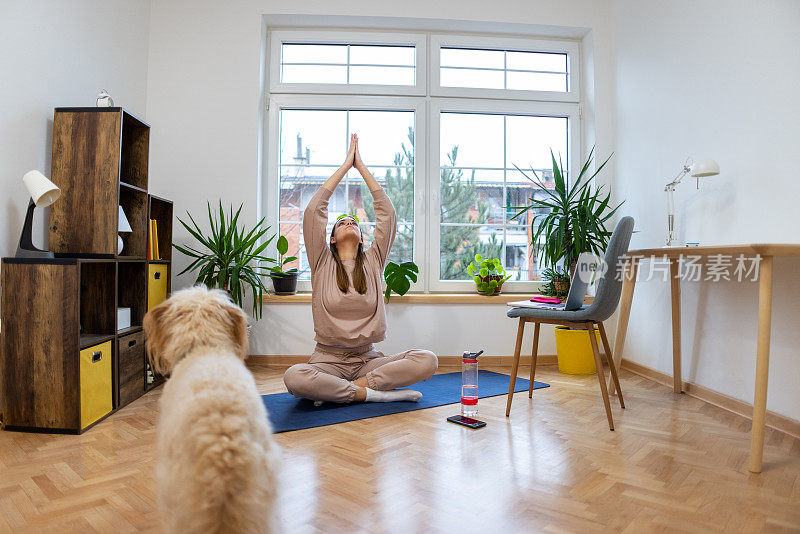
[611,244,800,473]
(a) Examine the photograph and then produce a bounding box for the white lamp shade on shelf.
[118,205,132,233]
[23,170,61,207]
[690,159,720,177]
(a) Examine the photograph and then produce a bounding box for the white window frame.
[268,30,428,97]
[265,93,427,294]
[427,98,580,293]
[430,34,580,103]
[264,29,583,294]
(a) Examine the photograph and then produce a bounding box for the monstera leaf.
[384,261,419,302]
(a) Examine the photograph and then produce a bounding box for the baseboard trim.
[247,354,559,367]
[620,358,800,439]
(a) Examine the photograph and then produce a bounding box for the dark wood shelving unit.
[1,107,173,433]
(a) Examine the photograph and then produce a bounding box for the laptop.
[506,252,598,311]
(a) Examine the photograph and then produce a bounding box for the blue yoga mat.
[261,370,549,433]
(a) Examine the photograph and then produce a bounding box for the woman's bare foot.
[353,376,369,388]
[353,386,367,402]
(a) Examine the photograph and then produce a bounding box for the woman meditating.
[283,133,438,404]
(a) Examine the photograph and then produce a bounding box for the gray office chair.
[505,216,634,430]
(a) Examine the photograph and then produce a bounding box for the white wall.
[0,0,150,409]
[3,0,795,422]
[145,1,617,360]
[0,1,151,260]
[611,0,800,419]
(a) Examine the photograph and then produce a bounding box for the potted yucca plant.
[510,146,623,294]
[510,147,624,373]
[173,201,276,320]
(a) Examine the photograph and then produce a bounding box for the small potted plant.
[269,235,299,294]
[541,267,571,299]
[466,254,511,296]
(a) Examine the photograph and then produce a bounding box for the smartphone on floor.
[447,415,487,429]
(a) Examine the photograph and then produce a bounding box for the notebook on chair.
[506,252,596,311]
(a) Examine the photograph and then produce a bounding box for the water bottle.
[461,350,483,417]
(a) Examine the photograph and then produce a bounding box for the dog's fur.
[144,285,281,534]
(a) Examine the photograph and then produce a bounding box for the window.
[276,107,417,280]
[440,48,568,92]
[265,30,580,293]
[437,110,568,282]
[280,43,416,86]
[431,34,580,102]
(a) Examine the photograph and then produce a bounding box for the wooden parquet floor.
[1,363,799,533]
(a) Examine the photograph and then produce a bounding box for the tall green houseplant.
[511,147,624,284]
[173,201,276,319]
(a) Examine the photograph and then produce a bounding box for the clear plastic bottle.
[461,350,481,417]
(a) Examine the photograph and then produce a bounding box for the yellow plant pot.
[555,326,601,375]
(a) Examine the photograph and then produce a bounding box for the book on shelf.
[149,219,161,260]
[153,220,160,260]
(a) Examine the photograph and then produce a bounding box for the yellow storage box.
[80,341,113,428]
[148,264,168,310]
[555,326,602,375]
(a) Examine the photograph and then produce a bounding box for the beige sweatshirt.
[303,186,397,348]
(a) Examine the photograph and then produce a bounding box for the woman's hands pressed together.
[343,133,356,169]
[327,132,378,192]
[343,133,367,172]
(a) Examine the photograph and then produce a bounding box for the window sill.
[262,292,594,305]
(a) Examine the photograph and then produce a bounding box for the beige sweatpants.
[283,343,438,403]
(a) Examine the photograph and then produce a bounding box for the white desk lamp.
[16,170,61,258]
[118,205,132,254]
[664,158,720,246]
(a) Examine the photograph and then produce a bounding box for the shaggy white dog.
[144,285,281,534]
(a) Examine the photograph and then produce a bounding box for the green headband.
[335,213,359,224]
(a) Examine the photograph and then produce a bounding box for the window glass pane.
[279,222,303,275]
[348,110,415,167]
[280,110,346,166]
[389,223,414,264]
[440,67,504,89]
[506,71,567,92]
[440,225,504,281]
[350,45,415,66]
[440,169,503,224]
[281,65,348,84]
[348,167,414,224]
[440,48,503,69]
[279,166,341,223]
[504,233,536,281]
[282,44,347,64]
[505,115,568,172]
[506,51,567,72]
[349,66,415,85]
[281,43,416,86]
[440,113,503,168]
[439,47,570,93]
[279,109,415,280]
[439,113,569,282]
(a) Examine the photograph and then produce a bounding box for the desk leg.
[670,259,682,394]
[750,255,773,473]
[609,257,639,396]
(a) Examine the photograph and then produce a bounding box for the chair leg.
[597,322,625,409]
[506,318,526,417]
[588,322,615,431]
[528,322,541,398]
